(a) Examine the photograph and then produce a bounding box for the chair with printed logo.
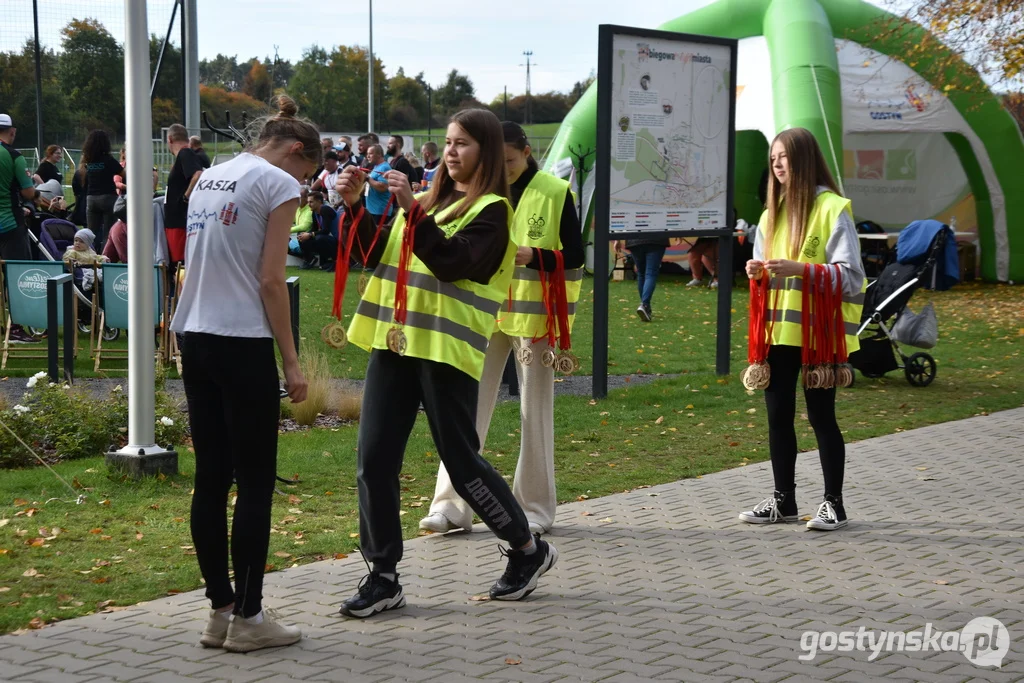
[0,260,80,370]
[94,263,166,371]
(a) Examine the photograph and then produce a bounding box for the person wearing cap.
[0,113,42,343]
[420,121,585,536]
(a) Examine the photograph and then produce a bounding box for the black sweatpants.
[358,348,531,573]
[764,344,845,499]
[181,333,280,617]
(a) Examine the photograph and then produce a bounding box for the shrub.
[0,373,189,469]
[288,346,331,426]
[334,384,362,422]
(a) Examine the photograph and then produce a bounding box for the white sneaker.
[222,609,301,653]
[806,499,849,531]
[199,609,231,648]
[709,280,719,289]
[738,494,799,524]
[686,278,703,287]
[419,512,464,533]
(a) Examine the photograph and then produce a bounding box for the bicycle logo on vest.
[527,214,546,240]
[802,235,821,260]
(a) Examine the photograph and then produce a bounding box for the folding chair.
[1,260,78,369]
[94,263,165,371]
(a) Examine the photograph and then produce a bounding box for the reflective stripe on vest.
[348,194,516,379]
[758,191,866,354]
[499,171,581,338]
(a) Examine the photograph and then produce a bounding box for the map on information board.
[607,32,733,233]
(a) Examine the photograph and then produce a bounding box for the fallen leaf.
[99,500,110,507]
[22,568,39,577]
[599,517,613,523]
[333,553,348,560]
[100,535,112,541]
[505,657,522,665]
[932,579,949,585]
[26,538,45,547]
[172,517,185,523]
[469,594,491,602]
[28,618,45,630]
[148,504,160,510]
[13,499,28,507]
[136,533,144,541]
[89,528,103,534]
[0,519,9,527]
[0,586,9,592]
[654,416,664,424]
[288,495,302,505]
[92,577,110,584]
[581,511,593,516]
[273,551,292,558]
[279,516,299,524]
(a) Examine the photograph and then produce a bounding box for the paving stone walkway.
[1,408,1022,682]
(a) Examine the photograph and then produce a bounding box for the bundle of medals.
[800,263,853,389]
[743,263,853,390]
[321,196,393,350]
[386,197,418,356]
[515,248,579,375]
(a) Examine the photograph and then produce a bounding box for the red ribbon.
[747,271,773,364]
[393,198,424,326]
[330,203,364,320]
[801,263,814,368]
[833,266,849,363]
[531,248,556,348]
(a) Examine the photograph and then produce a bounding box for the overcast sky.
[6,0,899,101]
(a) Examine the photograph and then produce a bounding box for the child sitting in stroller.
[63,228,107,299]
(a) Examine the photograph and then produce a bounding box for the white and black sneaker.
[738,490,799,524]
[338,571,406,618]
[489,534,558,601]
[807,495,848,531]
[636,304,651,322]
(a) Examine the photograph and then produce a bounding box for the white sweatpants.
[426,331,557,531]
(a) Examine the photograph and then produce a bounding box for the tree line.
[0,16,595,152]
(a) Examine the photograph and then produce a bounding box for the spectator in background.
[81,129,123,254]
[290,186,311,235]
[312,137,334,181]
[337,141,357,171]
[686,237,719,289]
[385,136,415,182]
[419,141,440,191]
[623,233,670,322]
[190,136,212,169]
[296,191,339,271]
[405,153,422,187]
[311,150,342,206]
[363,144,393,225]
[34,145,63,185]
[165,123,205,266]
[357,133,379,168]
[70,159,87,227]
[0,114,40,344]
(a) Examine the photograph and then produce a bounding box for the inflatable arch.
[545,0,1024,282]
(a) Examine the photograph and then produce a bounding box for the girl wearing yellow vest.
[738,128,865,531]
[334,109,557,618]
[420,122,584,536]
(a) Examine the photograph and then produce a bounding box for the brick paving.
[1,408,1022,682]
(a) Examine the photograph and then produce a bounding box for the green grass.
[0,281,1020,633]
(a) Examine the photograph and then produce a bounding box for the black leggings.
[181,333,280,617]
[357,349,531,574]
[764,344,845,499]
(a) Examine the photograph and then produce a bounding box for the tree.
[149,34,181,111]
[200,54,242,90]
[57,18,125,133]
[0,40,73,148]
[289,44,386,130]
[387,67,429,129]
[242,60,273,102]
[568,71,596,108]
[888,0,1024,92]
[1004,93,1024,133]
[199,85,267,137]
[435,69,476,114]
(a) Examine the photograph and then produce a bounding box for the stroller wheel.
[905,352,936,387]
[102,327,121,342]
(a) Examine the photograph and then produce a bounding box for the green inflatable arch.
[546,0,1024,282]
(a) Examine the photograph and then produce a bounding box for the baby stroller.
[26,218,120,342]
[848,225,952,387]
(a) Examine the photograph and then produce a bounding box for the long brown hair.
[420,108,509,222]
[764,128,842,260]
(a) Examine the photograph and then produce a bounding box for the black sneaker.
[338,571,405,618]
[636,304,651,322]
[738,490,799,524]
[489,534,558,601]
[807,494,848,531]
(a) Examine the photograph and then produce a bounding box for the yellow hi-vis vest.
[758,191,866,354]
[499,171,582,338]
[348,194,517,380]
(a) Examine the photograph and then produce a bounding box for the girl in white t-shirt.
[170,95,315,654]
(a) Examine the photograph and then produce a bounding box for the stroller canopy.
[895,220,960,291]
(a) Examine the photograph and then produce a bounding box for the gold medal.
[540,347,556,368]
[836,363,854,388]
[386,327,408,355]
[517,346,535,366]
[321,321,348,349]
[741,361,771,391]
[554,352,576,376]
[357,272,369,296]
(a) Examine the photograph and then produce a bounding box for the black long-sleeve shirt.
[343,193,510,284]
[510,167,584,271]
